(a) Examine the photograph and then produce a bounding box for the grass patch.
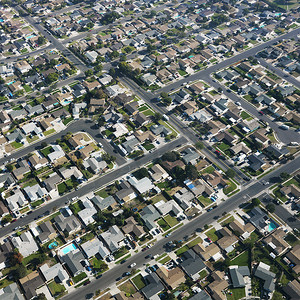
[41,146,53,157]
[224,180,237,195]
[63,117,73,126]
[227,287,246,300]
[119,281,136,295]
[151,193,168,204]
[114,246,129,260]
[175,245,189,256]
[73,272,87,284]
[20,206,30,214]
[57,182,68,195]
[217,142,230,152]
[142,142,155,151]
[90,257,108,273]
[11,141,23,149]
[229,250,249,266]
[159,256,171,264]
[0,278,14,289]
[178,69,187,76]
[164,214,179,227]
[44,128,55,136]
[157,219,171,231]
[80,232,95,244]
[26,135,39,143]
[205,228,218,242]
[23,85,32,93]
[131,274,145,290]
[69,201,83,215]
[187,237,203,248]
[115,254,131,264]
[198,195,213,207]
[240,111,251,120]
[221,216,234,227]
[31,199,44,208]
[199,269,208,280]
[202,165,215,174]
[48,281,66,297]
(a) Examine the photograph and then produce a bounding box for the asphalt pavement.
[61,155,300,300]
[0,136,187,239]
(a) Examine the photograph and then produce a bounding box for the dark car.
[83,280,90,285]
[120,259,127,264]
[96,274,102,279]
[116,276,122,281]
[123,272,130,277]
[145,254,152,259]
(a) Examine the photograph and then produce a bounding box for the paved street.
[61,156,300,300]
[0,136,187,239]
[121,77,249,184]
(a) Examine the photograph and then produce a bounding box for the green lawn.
[114,247,129,260]
[157,219,171,231]
[227,288,246,300]
[142,142,155,151]
[221,216,234,227]
[48,281,66,297]
[198,195,213,207]
[159,255,171,264]
[31,199,44,208]
[202,166,215,174]
[138,105,149,112]
[44,128,55,136]
[80,232,95,244]
[131,274,145,290]
[11,141,23,149]
[73,272,87,284]
[187,237,203,248]
[164,215,179,227]
[240,111,251,120]
[199,269,208,280]
[57,182,68,195]
[23,85,32,93]
[26,135,39,143]
[229,250,249,266]
[151,193,168,204]
[41,146,53,157]
[70,201,83,215]
[223,180,237,195]
[175,245,189,256]
[143,110,155,117]
[178,70,187,76]
[119,281,136,296]
[205,228,219,242]
[90,257,108,273]
[63,117,73,126]
[0,278,14,289]
[217,142,231,152]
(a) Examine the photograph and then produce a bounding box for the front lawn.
[41,146,53,157]
[31,199,44,208]
[178,70,187,76]
[63,117,73,126]
[205,228,219,242]
[72,272,87,284]
[157,219,171,231]
[132,274,145,290]
[198,195,213,207]
[142,142,155,151]
[223,180,237,195]
[217,142,231,152]
[90,257,108,273]
[240,111,251,120]
[187,237,203,248]
[57,182,68,195]
[202,166,215,174]
[164,214,179,227]
[44,128,55,136]
[114,246,129,260]
[48,281,66,297]
[175,245,189,256]
[95,189,109,198]
[11,141,23,149]
[119,281,136,296]
[159,255,171,264]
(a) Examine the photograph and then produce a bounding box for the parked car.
[129,263,136,268]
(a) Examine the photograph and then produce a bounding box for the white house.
[77,199,97,226]
[11,231,39,257]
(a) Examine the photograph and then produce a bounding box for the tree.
[280,172,290,181]
[37,36,46,45]
[185,164,198,180]
[153,112,162,122]
[109,50,119,60]
[2,214,12,224]
[10,251,23,266]
[225,168,235,179]
[46,73,59,84]
[36,294,47,300]
[162,151,179,162]
[94,63,103,73]
[266,203,275,213]
[133,168,149,179]
[119,55,127,62]
[251,198,261,207]
[14,264,27,280]
[85,69,94,77]
[195,142,204,150]
[6,164,13,172]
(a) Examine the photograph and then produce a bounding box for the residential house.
[283,280,300,300]
[150,124,171,137]
[248,207,275,233]
[229,266,250,288]
[115,181,137,203]
[47,144,65,163]
[181,147,200,165]
[122,217,145,239]
[247,153,266,172]
[156,266,185,289]
[0,282,25,300]
[37,221,56,244]
[179,249,206,280]
[6,128,26,144]
[43,172,61,198]
[141,273,164,300]
[0,173,15,189]
[6,189,28,212]
[254,262,276,293]
[100,225,125,253]
[28,153,48,170]
[217,227,239,254]
[0,202,9,219]
[14,60,31,74]
[125,102,139,116]
[39,263,69,283]
[128,176,155,195]
[174,187,195,210]
[12,159,30,181]
[83,156,107,174]
[193,242,222,261]
[134,112,149,127]
[263,229,291,255]
[230,143,251,156]
[80,238,110,259]
[154,200,182,218]
[203,171,227,189]
[11,231,39,257]
[140,205,161,230]
[19,271,44,300]
[280,184,300,199]
[90,195,117,211]
[23,184,47,202]
[265,145,289,160]
[54,214,81,235]
[0,241,13,271]
[60,249,85,277]
[77,199,97,226]
[285,244,300,274]
[206,271,228,300]
[229,220,255,240]
[149,164,169,183]
[59,166,83,181]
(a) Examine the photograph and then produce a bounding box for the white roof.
[81,238,110,259]
[23,184,47,202]
[40,263,69,282]
[11,231,39,257]
[112,123,128,138]
[48,144,65,162]
[77,200,97,226]
[155,199,182,216]
[128,177,155,194]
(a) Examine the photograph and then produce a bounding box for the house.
[229,266,250,288]
[6,189,28,212]
[265,145,289,160]
[40,263,69,283]
[154,200,182,218]
[0,241,13,271]
[14,60,31,74]
[193,242,222,261]
[6,128,26,144]
[250,128,269,148]
[149,164,169,183]
[217,227,239,254]
[121,137,140,154]
[156,266,185,289]
[83,156,107,174]
[134,112,149,127]
[0,282,25,300]
[47,144,65,163]
[100,225,125,253]
[77,199,97,226]
[140,205,161,230]
[11,231,39,257]
[0,173,15,189]
[229,220,255,240]
[181,147,200,165]
[85,50,98,63]
[0,202,9,219]
[23,184,47,202]
[285,244,300,274]
[179,249,206,280]
[19,271,44,300]
[12,159,30,181]
[248,207,273,233]
[115,181,137,203]
[37,221,56,244]
[141,273,164,300]
[280,184,300,199]
[189,290,212,300]
[206,271,228,300]
[60,249,85,277]
[283,280,300,300]
[54,214,81,235]
[112,123,128,138]
[141,73,157,86]
[150,124,171,136]
[125,102,139,116]
[128,176,155,195]
[78,144,95,160]
[114,291,144,300]
[173,187,195,210]
[247,153,266,171]
[90,195,117,211]
[263,229,290,255]
[81,238,110,259]
[59,166,83,181]
[203,171,227,188]
[230,142,251,156]
[28,153,48,170]
[43,173,61,198]
[99,74,113,86]
[122,216,145,239]
[254,262,276,293]
[105,84,125,97]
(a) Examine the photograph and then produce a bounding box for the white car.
[130,263,136,268]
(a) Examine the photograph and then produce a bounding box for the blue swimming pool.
[61,243,77,255]
[268,222,278,232]
[26,35,36,39]
[48,241,58,249]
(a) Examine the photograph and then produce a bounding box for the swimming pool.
[61,243,77,255]
[26,35,36,40]
[268,222,278,232]
[48,241,58,249]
